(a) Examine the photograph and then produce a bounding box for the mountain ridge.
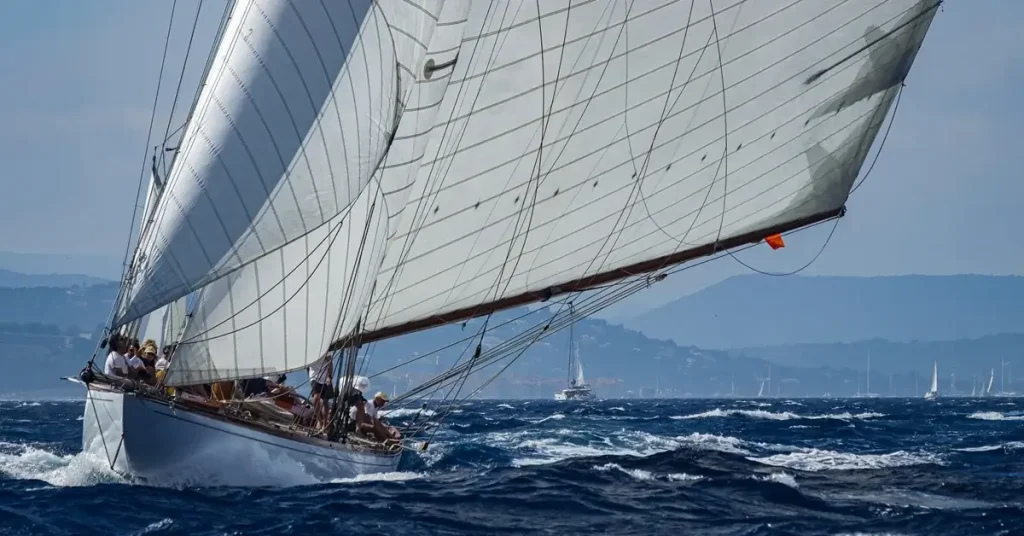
[624,274,1024,348]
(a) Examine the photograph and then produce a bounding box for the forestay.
[115,0,401,326]
[163,0,474,385]
[358,0,938,341]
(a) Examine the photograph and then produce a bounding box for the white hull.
[924,391,938,400]
[554,388,595,401]
[82,386,401,485]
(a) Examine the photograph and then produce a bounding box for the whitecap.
[330,471,424,484]
[671,408,884,421]
[967,411,1024,421]
[750,448,942,472]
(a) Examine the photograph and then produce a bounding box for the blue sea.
[1,398,1023,535]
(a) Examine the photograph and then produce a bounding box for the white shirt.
[155,357,169,371]
[128,355,145,370]
[104,351,128,376]
[365,400,379,420]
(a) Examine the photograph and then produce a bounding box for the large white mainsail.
[115,0,404,326]
[354,0,939,342]
[162,0,474,385]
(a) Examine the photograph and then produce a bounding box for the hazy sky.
[0,1,1021,308]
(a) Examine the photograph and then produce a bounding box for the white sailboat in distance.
[555,347,595,402]
[69,0,941,484]
[924,361,939,400]
[556,308,595,401]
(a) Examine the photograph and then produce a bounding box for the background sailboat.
[74,0,941,484]
[924,361,939,400]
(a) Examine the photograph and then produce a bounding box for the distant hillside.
[0,251,121,280]
[734,334,1024,394]
[624,274,1024,349]
[0,268,110,288]
[0,283,117,329]
[0,308,858,400]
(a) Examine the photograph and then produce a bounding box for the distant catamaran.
[555,306,595,401]
[66,0,941,483]
[924,361,939,400]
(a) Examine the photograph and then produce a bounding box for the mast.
[567,305,575,388]
[866,352,871,394]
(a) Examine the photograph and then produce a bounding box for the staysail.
[115,0,404,326]
[161,0,473,385]
[114,0,939,387]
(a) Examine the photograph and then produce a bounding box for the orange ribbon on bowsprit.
[764,233,785,250]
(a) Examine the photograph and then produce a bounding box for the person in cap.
[368,391,400,441]
[365,391,388,421]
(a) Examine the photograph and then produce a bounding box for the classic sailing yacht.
[924,361,939,400]
[72,0,940,483]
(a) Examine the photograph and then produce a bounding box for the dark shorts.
[311,381,336,400]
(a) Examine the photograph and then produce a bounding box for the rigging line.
[118,0,179,287]
[159,0,205,177]
[424,312,494,410]
[392,281,637,406]
[425,312,494,431]
[366,302,559,379]
[850,81,905,196]
[724,215,841,277]
[402,235,817,403]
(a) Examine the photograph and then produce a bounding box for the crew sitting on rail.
[347,391,399,443]
[103,334,130,377]
[368,392,400,441]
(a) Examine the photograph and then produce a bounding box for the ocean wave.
[330,471,424,484]
[592,462,702,483]
[954,441,1024,453]
[750,448,942,472]
[0,442,124,487]
[671,408,885,421]
[967,411,1024,421]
